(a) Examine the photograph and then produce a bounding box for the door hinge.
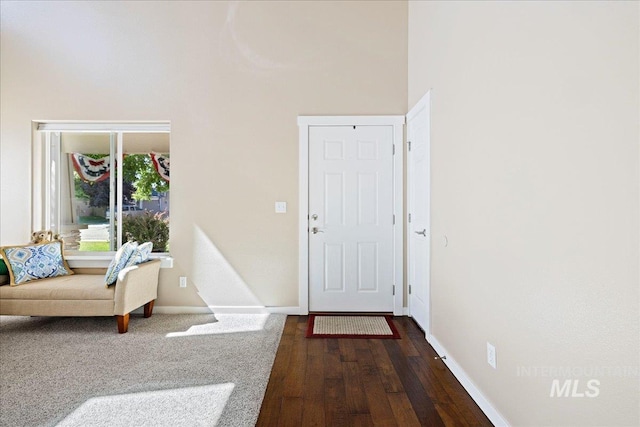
[393,214,395,225]
[408,140,412,151]
[392,144,395,155]
[408,213,412,223]
[409,284,412,294]
[392,285,395,296]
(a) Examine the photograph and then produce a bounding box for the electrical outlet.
[179,276,187,288]
[275,201,287,213]
[487,342,497,369]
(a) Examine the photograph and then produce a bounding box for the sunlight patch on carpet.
[165,313,268,338]
[58,383,235,427]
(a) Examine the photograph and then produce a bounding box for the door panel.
[309,125,394,312]
[325,173,345,225]
[357,242,378,291]
[407,93,431,334]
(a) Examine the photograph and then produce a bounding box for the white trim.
[264,306,301,315]
[298,116,405,126]
[428,334,510,427]
[31,126,44,232]
[147,306,213,315]
[391,119,404,315]
[298,115,405,315]
[35,121,170,133]
[53,133,61,233]
[116,133,124,249]
[43,132,52,231]
[151,306,301,315]
[298,123,310,314]
[67,255,174,269]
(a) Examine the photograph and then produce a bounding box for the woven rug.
[305,314,400,339]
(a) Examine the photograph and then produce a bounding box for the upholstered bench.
[0,259,161,333]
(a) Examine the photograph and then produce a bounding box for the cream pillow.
[104,241,138,286]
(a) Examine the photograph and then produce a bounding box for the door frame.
[406,91,432,337]
[298,116,405,315]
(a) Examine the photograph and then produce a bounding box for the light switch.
[275,201,287,213]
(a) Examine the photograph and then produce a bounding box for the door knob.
[415,229,427,237]
[311,227,324,234]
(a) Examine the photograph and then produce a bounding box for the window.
[33,122,170,256]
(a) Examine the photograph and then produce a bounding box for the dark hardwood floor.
[257,315,493,426]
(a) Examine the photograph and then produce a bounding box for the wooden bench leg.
[116,313,129,334]
[144,300,155,318]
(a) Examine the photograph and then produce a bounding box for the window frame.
[32,121,173,268]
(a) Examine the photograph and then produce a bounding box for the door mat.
[305,315,400,339]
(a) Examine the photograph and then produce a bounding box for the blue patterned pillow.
[125,241,153,268]
[104,241,138,286]
[0,240,73,286]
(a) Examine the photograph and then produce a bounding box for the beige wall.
[0,1,408,308]
[409,1,639,426]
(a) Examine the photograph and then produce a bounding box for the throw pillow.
[125,241,153,267]
[104,241,138,286]
[0,240,73,286]
[0,259,8,285]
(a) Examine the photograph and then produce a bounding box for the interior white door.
[407,92,431,334]
[308,125,394,312]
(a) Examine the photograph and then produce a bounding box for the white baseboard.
[150,306,213,314]
[150,306,301,315]
[264,306,301,314]
[428,334,510,427]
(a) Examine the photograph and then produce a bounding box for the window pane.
[121,133,170,252]
[61,133,114,252]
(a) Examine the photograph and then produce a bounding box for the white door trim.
[298,116,405,315]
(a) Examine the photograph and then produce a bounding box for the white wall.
[408,1,639,426]
[0,1,407,309]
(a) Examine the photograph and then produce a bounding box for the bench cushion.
[0,275,114,301]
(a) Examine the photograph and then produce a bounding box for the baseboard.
[149,306,214,314]
[428,334,510,427]
[150,306,301,315]
[264,306,301,314]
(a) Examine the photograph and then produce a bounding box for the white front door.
[407,92,431,334]
[308,125,394,312]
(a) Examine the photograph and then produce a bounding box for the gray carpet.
[0,313,286,427]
